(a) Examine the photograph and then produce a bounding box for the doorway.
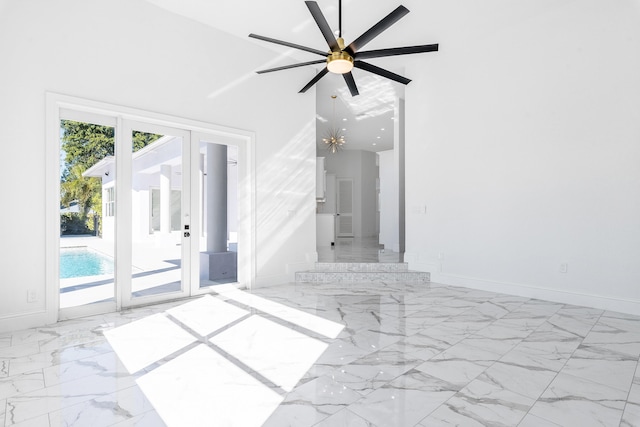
[50,95,254,320]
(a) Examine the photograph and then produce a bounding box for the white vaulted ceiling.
[144,0,441,152]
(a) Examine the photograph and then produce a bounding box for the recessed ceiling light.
[377,136,381,139]
[342,118,347,121]
[381,128,385,131]
[342,128,346,131]
[372,143,377,146]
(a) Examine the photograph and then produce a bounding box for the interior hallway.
[317,237,403,263]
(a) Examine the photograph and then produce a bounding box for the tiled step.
[295,271,430,283]
[295,262,430,283]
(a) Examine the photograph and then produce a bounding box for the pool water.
[60,248,114,279]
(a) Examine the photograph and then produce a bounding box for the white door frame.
[46,93,256,321]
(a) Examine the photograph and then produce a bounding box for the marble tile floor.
[2,281,640,426]
[317,237,402,263]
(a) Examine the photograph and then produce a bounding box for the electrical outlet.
[413,205,427,214]
[559,263,568,273]
[27,290,38,303]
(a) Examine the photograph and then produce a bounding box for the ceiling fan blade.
[354,60,411,85]
[356,44,439,60]
[249,33,328,57]
[305,1,340,52]
[299,67,329,93]
[343,72,359,96]
[345,5,409,55]
[256,59,326,74]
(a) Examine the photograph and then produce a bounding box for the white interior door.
[336,178,354,237]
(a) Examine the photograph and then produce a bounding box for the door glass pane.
[150,189,181,233]
[198,140,238,288]
[59,119,115,308]
[130,130,184,298]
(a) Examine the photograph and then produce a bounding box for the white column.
[160,164,171,234]
[206,144,227,252]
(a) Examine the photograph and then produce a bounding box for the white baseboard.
[406,256,640,316]
[433,271,640,316]
[0,310,51,334]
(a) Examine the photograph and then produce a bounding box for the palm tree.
[61,164,101,225]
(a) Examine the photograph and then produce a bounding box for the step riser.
[295,271,430,284]
[314,262,409,272]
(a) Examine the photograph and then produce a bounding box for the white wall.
[405,0,640,314]
[378,150,399,251]
[0,0,316,331]
[396,99,406,254]
[360,151,378,238]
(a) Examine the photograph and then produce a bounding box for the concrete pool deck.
[59,235,187,308]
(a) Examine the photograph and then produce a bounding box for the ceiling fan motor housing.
[327,51,354,74]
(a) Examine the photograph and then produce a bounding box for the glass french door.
[56,106,248,319]
[193,135,239,290]
[120,121,192,306]
[58,111,117,313]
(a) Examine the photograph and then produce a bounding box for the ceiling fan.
[249,0,438,96]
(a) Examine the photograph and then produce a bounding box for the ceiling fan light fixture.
[327,51,354,74]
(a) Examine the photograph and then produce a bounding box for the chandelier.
[322,95,346,153]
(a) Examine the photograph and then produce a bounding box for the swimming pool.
[60,247,114,279]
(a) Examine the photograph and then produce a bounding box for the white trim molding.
[417,267,640,317]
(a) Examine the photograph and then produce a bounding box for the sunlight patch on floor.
[103,289,344,426]
[166,294,249,336]
[214,284,344,339]
[137,344,284,427]
[104,313,196,374]
[210,315,328,392]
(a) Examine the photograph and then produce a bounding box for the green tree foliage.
[60,120,161,233]
[61,120,114,171]
[61,120,162,171]
[60,164,101,220]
